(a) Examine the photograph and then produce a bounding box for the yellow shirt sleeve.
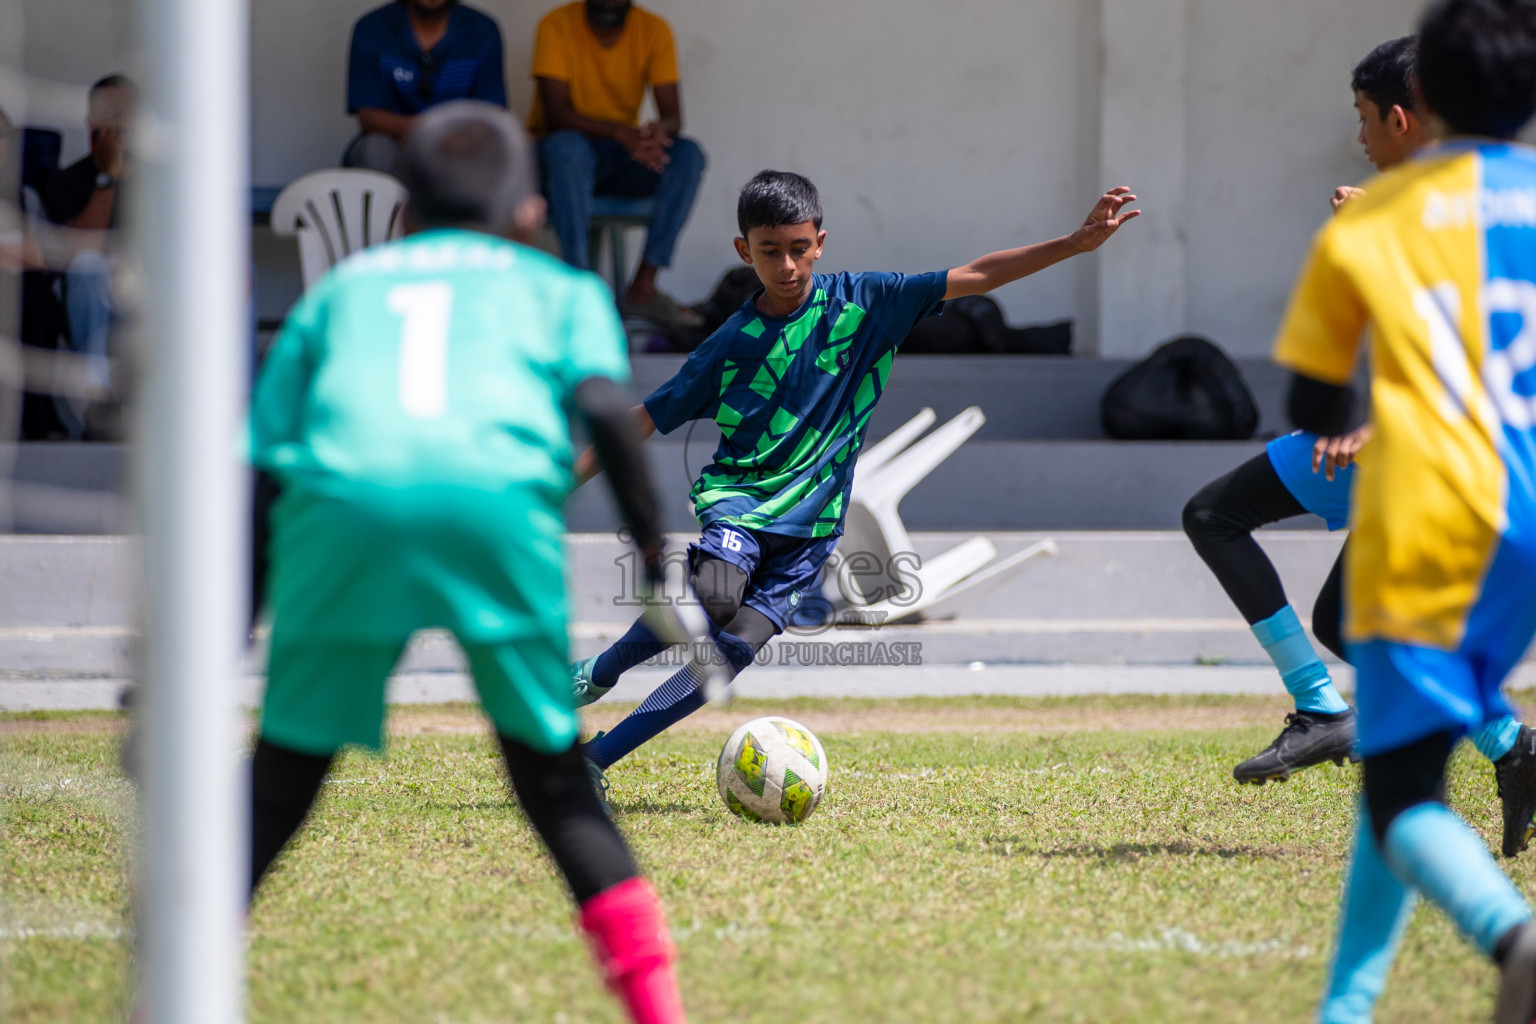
[1272,224,1368,386]
[531,10,574,83]
[646,15,679,87]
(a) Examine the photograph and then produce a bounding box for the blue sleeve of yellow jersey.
[642,324,730,434]
[851,270,950,353]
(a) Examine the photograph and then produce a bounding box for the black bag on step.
[949,295,1073,355]
[901,295,1074,355]
[1100,335,1258,440]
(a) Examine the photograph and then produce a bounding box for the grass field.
[3,693,1528,1023]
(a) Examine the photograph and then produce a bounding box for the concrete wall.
[15,0,1419,355]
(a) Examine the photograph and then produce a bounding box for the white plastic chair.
[835,406,1056,624]
[271,169,408,290]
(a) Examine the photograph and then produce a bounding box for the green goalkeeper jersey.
[250,228,630,505]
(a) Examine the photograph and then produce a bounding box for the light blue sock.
[1473,715,1524,763]
[1252,606,1350,714]
[1321,804,1417,1024]
[1383,803,1532,956]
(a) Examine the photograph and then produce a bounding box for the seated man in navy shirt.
[343,0,507,172]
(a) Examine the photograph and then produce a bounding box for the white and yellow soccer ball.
[716,716,828,824]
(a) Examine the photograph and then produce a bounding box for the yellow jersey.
[1274,141,1536,650]
[527,3,678,136]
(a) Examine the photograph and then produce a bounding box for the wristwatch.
[94,171,114,190]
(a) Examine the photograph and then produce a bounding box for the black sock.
[1496,922,1528,967]
[498,734,637,904]
[249,737,334,900]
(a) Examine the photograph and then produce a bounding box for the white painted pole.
[133,0,249,1018]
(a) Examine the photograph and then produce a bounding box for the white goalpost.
[132,0,250,1020]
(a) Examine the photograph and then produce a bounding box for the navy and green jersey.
[643,271,948,538]
[250,228,629,508]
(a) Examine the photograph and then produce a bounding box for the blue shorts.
[1266,430,1355,531]
[691,521,839,631]
[1351,641,1524,758]
[1349,532,1536,756]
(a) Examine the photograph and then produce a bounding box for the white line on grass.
[0,922,127,941]
[1066,928,1316,960]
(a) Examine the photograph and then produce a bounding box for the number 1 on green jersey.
[388,281,454,420]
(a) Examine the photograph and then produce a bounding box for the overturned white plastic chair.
[271,169,408,290]
[836,406,1057,624]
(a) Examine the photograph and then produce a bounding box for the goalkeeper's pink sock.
[579,877,686,1024]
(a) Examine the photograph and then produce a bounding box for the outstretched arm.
[573,402,656,486]
[944,187,1140,300]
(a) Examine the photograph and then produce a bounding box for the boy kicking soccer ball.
[572,170,1138,790]
[1272,1,1536,1019]
[1183,32,1536,857]
[247,102,686,1024]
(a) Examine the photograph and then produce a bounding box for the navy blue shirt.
[644,271,948,538]
[347,3,507,116]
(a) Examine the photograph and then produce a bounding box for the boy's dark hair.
[1351,36,1419,117]
[90,74,135,95]
[397,100,536,230]
[1420,0,1536,138]
[737,170,822,238]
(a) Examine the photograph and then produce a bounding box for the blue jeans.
[57,250,114,438]
[64,250,113,390]
[537,130,705,272]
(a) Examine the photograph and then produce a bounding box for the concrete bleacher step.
[4,439,1289,533]
[566,440,1284,532]
[0,357,1299,534]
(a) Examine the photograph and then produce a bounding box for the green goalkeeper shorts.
[260,628,575,756]
[258,483,579,756]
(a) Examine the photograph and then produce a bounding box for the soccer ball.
[716,716,828,824]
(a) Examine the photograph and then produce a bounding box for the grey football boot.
[1233,709,1360,784]
[584,732,612,816]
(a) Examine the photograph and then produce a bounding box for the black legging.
[690,551,781,649]
[1311,549,1347,662]
[249,733,636,904]
[1363,731,1454,845]
[1183,452,1347,659]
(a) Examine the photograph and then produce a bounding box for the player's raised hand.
[1070,187,1140,253]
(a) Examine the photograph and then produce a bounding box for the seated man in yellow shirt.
[529,0,705,329]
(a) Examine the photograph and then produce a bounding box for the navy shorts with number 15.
[689,521,839,631]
